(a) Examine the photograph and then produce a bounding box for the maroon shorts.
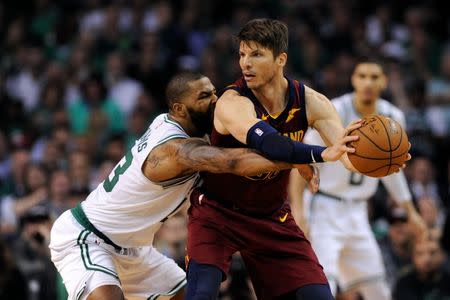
[187,190,328,299]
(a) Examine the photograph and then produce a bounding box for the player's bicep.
[305,86,345,146]
[215,91,259,144]
[142,139,190,182]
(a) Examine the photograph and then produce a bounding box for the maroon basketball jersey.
[201,77,309,215]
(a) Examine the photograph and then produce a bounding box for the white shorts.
[309,193,386,291]
[49,211,186,300]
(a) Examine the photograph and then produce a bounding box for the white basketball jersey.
[304,93,409,200]
[82,114,199,247]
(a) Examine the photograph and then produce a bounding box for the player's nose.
[241,55,251,68]
[211,93,218,103]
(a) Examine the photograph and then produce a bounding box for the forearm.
[247,121,326,164]
[400,200,420,216]
[220,148,293,176]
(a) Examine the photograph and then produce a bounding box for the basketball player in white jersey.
[290,58,427,300]
[50,73,317,300]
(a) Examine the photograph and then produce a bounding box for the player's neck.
[252,76,289,116]
[168,114,198,137]
[353,95,377,117]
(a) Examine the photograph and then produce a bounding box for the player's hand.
[294,164,320,194]
[394,142,412,173]
[321,120,362,162]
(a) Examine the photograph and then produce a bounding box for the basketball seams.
[356,129,391,153]
[348,115,409,178]
[362,163,404,177]
[375,115,392,176]
[350,150,408,161]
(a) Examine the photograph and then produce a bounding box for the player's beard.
[188,102,215,137]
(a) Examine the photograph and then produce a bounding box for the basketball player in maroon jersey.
[185,19,364,300]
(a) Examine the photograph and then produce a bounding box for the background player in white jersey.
[289,58,427,300]
[49,72,314,300]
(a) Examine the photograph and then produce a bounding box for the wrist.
[311,146,325,163]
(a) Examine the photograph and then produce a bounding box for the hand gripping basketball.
[321,120,362,162]
[347,115,411,177]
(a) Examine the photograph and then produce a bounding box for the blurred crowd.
[0,0,449,299]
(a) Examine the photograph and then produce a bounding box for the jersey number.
[103,151,133,192]
[349,172,364,186]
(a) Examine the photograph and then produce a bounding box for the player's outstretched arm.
[215,89,359,164]
[304,86,360,172]
[142,138,293,182]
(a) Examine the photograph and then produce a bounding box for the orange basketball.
[347,115,409,178]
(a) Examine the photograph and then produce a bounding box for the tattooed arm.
[142,138,294,182]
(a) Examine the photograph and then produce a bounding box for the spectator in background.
[31,81,66,135]
[105,51,143,117]
[67,150,91,191]
[0,131,10,186]
[408,157,442,204]
[427,48,450,104]
[67,73,124,136]
[6,40,46,112]
[378,208,414,288]
[126,108,152,149]
[393,235,450,300]
[154,212,187,269]
[0,147,30,197]
[103,133,126,163]
[129,32,171,107]
[1,163,49,235]
[417,196,444,232]
[46,169,70,218]
[12,205,57,300]
[0,238,28,299]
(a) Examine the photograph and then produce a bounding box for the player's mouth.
[243,72,256,81]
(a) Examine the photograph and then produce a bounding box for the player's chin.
[246,80,261,89]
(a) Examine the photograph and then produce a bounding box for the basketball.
[347,115,409,178]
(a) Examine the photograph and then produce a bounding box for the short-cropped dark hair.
[165,72,205,109]
[353,56,386,73]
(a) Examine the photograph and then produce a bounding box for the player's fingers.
[344,120,363,135]
[405,153,412,161]
[343,145,356,153]
[348,119,363,126]
[342,135,359,143]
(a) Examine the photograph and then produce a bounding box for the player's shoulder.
[330,93,352,106]
[378,99,405,121]
[149,113,188,137]
[222,77,247,95]
[330,93,353,115]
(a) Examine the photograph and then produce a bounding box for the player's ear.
[172,102,187,117]
[277,52,287,67]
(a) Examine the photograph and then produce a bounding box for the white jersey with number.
[305,93,411,295]
[82,113,199,248]
[304,93,410,201]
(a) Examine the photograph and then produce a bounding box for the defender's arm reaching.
[143,137,295,182]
